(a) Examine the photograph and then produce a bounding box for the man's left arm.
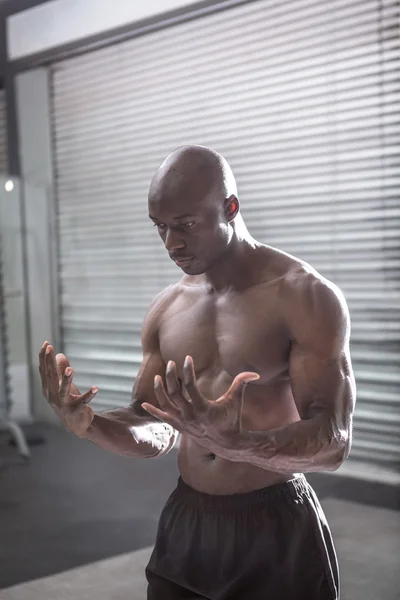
[232,274,356,473]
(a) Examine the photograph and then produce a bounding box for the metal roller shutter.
[51,0,400,469]
[0,91,7,174]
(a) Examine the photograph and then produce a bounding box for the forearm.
[82,408,178,459]
[229,414,349,473]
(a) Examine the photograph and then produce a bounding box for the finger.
[73,386,99,405]
[165,362,186,406]
[165,362,191,414]
[39,341,50,365]
[183,356,208,413]
[141,402,179,430]
[59,367,73,402]
[56,353,71,380]
[227,372,260,401]
[81,387,99,404]
[39,341,51,394]
[38,364,46,396]
[45,346,61,403]
[154,375,182,419]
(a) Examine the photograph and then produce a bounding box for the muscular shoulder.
[142,283,181,343]
[280,265,350,355]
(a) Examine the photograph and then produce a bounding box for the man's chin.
[180,261,205,276]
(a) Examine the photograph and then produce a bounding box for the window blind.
[51,0,400,468]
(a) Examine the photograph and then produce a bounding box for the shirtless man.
[40,145,355,600]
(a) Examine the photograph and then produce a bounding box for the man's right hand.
[39,341,99,437]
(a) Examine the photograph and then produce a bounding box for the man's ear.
[224,195,240,222]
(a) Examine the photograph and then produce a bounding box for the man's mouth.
[173,257,193,267]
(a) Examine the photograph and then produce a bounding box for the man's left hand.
[141,356,259,453]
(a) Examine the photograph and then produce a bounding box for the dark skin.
[40,145,355,495]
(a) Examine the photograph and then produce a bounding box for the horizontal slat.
[351,349,400,364]
[356,388,400,404]
[56,62,397,115]
[71,376,133,395]
[90,395,134,410]
[57,223,400,243]
[58,197,400,224]
[54,39,400,103]
[355,370,400,385]
[55,114,400,163]
[57,254,400,276]
[57,188,400,211]
[57,208,400,228]
[350,438,400,455]
[57,219,400,241]
[63,331,143,349]
[355,404,400,420]
[57,161,400,190]
[57,135,400,166]
[58,234,400,260]
[54,6,398,92]
[60,295,400,316]
[57,86,399,145]
[56,127,400,166]
[54,45,400,111]
[54,98,400,149]
[348,449,400,465]
[55,68,400,134]
[57,36,399,94]
[57,189,400,213]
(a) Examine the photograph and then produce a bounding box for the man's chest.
[158,287,290,384]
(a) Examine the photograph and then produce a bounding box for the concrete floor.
[0,423,399,597]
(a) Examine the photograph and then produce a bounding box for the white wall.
[0,91,7,174]
[15,69,60,423]
[7,0,197,60]
[0,177,31,420]
[0,69,58,423]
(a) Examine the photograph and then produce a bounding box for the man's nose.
[164,228,185,252]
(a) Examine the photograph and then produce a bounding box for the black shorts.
[146,475,339,600]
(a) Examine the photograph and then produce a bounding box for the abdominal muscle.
[176,378,301,495]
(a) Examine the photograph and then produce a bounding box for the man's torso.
[158,246,313,494]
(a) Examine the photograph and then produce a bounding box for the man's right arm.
[83,353,179,459]
[41,288,178,459]
[82,289,179,459]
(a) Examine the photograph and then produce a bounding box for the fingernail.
[46,347,51,354]
[167,360,175,369]
[91,387,98,394]
[65,368,72,376]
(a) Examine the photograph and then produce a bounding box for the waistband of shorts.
[175,474,309,512]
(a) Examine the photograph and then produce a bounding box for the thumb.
[71,386,99,405]
[217,372,260,404]
[56,353,71,378]
[229,371,260,397]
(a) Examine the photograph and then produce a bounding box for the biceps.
[131,351,166,415]
[289,342,354,422]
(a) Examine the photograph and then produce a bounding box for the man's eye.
[183,222,195,229]
[154,223,166,229]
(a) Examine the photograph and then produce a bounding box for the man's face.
[148,188,232,276]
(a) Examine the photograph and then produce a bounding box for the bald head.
[149,145,237,205]
[148,145,241,276]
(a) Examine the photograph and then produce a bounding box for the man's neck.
[204,219,261,293]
